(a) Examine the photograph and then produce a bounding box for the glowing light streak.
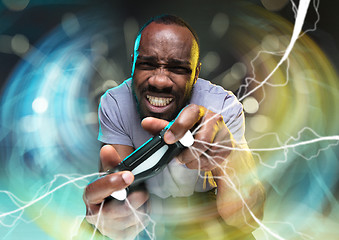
[261,220,314,240]
[125,199,156,240]
[187,145,287,240]
[1,173,92,227]
[5,131,327,239]
[237,51,290,105]
[198,135,339,153]
[0,173,100,219]
[188,137,325,239]
[0,190,53,228]
[1,124,336,237]
[236,0,321,105]
[249,126,339,168]
[294,0,320,37]
[0,171,158,239]
[238,0,311,102]
[195,134,339,169]
[0,1,334,239]
[91,201,104,240]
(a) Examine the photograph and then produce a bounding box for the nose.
[148,70,173,92]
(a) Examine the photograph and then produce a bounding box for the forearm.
[212,145,266,233]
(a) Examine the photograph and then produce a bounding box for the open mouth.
[146,95,173,107]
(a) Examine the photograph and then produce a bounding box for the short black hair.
[137,14,200,52]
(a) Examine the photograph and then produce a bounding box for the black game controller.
[106,122,194,200]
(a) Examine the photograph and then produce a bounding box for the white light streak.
[0,1,329,240]
[238,0,312,102]
[125,199,156,240]
[91,201,104,240]
[0,173,100,219]
[196,132,339,169]
[187,145,287,240]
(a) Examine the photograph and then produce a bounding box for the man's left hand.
[141,103,233,171]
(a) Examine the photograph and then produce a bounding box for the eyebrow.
[137,55,157,61]
[137,55,191,66]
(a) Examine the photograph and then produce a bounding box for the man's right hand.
[83,145,150,240]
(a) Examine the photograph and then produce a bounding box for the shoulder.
[193,78,230,95]
[101,78,132,101]
[99,79,134,111]
[191,78,243,113]
[191,78,245,142]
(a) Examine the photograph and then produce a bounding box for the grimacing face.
[132,22,201,121]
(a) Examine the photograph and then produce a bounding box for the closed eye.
[136,62,157,70]
[167,66,192,74]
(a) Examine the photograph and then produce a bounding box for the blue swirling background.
[0,0,338,239]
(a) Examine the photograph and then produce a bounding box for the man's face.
[132,22,200,121]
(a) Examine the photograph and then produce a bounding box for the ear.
[193,62,201,84]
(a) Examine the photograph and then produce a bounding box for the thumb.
[100,145,122,171]
[141,117,169,135]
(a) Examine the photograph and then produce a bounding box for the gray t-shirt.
[98,78,245,198]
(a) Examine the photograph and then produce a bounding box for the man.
[81,15,265,240]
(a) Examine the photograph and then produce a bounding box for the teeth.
[146,95,173,107]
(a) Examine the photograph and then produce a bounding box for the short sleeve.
[220,93,246,144]
[190,79,246,144]
[97,91,133,147]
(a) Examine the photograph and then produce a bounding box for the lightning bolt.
[238,0,311,102]
[125,199,156,240]
[237,0,321,103]
[2,125,333,239]
[188,141,288,239]
[0,173,99,224]
[258,220,314,240]
[0,171,159,239]
[188,128,338,239]
[1,0,335,239]
[247,128,339,168]
[184,2,330,240]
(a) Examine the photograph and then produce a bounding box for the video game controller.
[105,122,194,200]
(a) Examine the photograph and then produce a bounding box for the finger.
[191,111,223,160]
[141,117,169,135]
[92,213,148,240]
[177,110,221,163]
[207,123,233,159]
[84,171,134,205]
[111,211,150,230]
[100,145,122,171]
[184,150,213,170]
[164,104,206,144]
[177,111,227,171]
[197,124,232,171]
[126,191,149,209]
[185,160,202,170]
[86,213,98,225]
[106,223,146,240]
[120,222,150,240]
[185,154,224,171]
[102,190,149,218]
[176,135,208,164]
[195,110,223,144]
[90,212,149,231]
